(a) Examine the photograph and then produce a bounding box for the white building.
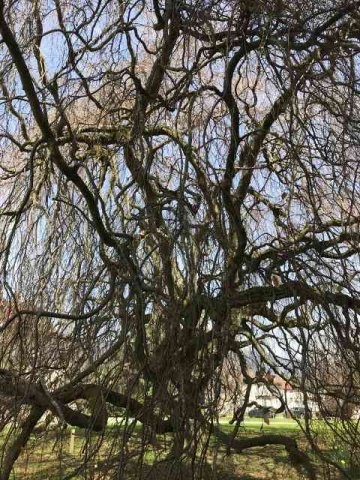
[244,377,319,414]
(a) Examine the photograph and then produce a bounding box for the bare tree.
[0,0,359,478]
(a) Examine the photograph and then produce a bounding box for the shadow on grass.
[11,421,319,480]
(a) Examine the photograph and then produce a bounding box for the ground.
[3,417,354,479]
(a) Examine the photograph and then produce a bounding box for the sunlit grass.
[1,416,357,479]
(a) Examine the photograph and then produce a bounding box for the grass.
[1,416,350,479]
[220,416,303,433]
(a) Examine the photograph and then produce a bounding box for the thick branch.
[213,426,316,480]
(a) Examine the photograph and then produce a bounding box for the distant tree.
[0,1,359,478]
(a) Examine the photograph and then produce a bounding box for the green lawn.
[0,416,349,479]
[220,416,302,432]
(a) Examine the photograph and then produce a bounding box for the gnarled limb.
[213,426,316,480]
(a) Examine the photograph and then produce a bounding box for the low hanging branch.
[212,426,317,480]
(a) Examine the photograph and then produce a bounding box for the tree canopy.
[0,0,359,478]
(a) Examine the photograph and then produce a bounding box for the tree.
[0,0,359,478]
